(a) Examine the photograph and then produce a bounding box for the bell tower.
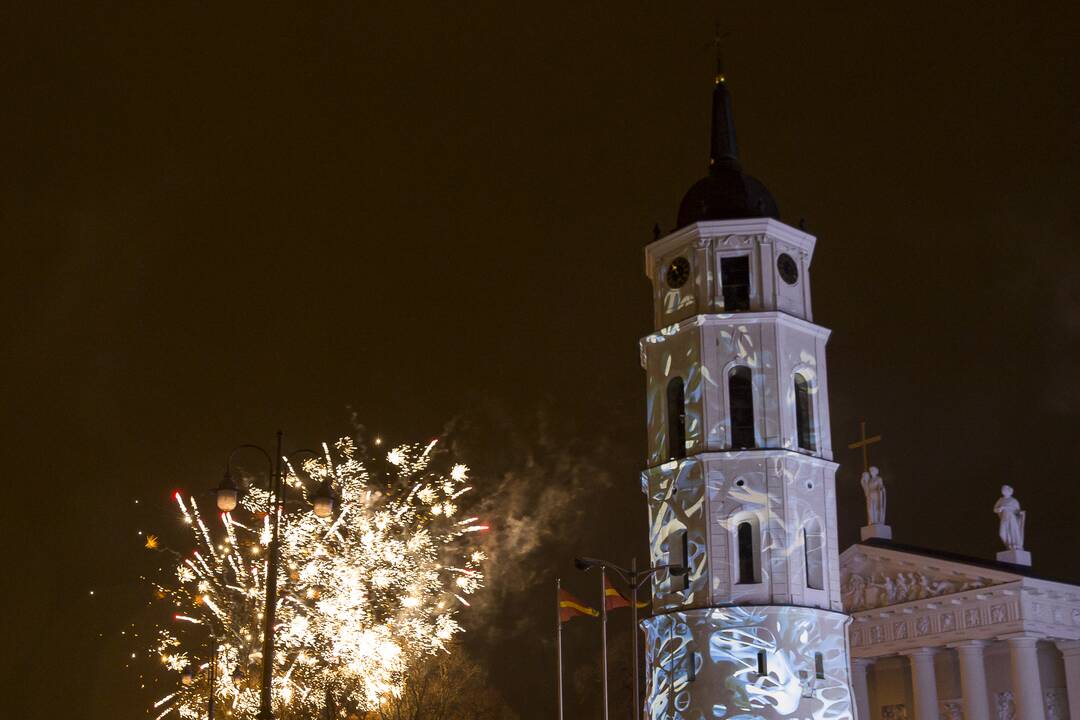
[640,68,855,720]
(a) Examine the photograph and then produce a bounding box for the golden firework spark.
[145,437,487,719]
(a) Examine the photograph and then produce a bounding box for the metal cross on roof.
[847,420,882,474]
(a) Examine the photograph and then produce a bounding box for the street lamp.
[217,432,333,720]
[177,622,219,719]
[215,471,239,513]
[575,556,685,720]
[310,478,336,519]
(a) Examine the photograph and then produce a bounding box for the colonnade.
[850,638,1080,720]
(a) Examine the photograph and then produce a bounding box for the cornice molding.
[645,218,817,273]
[641,311,832,347]
[643,448,840,476]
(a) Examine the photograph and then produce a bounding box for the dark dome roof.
[677,163,779,227]
[674,76,779,229]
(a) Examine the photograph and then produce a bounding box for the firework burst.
[150,436,487,718]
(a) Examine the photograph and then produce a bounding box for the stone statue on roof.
[994,485,1025,551]
[861,466,886,526]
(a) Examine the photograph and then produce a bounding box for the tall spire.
[673,39,779,230]
[709,70,740,171]
[709,33,739,170]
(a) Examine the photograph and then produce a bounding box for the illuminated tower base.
[644,606,851,719]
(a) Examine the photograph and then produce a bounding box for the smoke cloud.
[445,403,616,603]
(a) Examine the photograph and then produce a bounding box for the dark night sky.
[2,2,1078,717]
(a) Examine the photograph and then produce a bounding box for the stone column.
[1055,641,1080,720]
[903,648,940,720]
[1004,635,1046,720]
[952,641,991,720]
[851,658,873,720]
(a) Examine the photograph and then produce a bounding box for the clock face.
[665,257,691,288]
[777,253,799,285]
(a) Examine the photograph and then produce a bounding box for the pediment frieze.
[839,545,1019,612]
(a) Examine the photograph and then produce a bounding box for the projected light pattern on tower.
[643,606,851,720]
[637,106,855,718]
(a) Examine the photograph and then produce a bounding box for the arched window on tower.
[794,373,816,452]
[803,519,825,591]
[667,377,686,460]
[736,519,758,584]
[728,366,755,449]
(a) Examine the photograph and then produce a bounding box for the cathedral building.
[639,69,1080,720]
[842,530,1080,720]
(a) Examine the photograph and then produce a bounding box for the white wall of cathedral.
[641,313,834,467]
[644,218,819,330]
[644,451,843,615]
[864,644,1070,720]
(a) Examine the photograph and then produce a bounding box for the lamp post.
[214,432,336,720]
[180,622,218,719]
[575,556,685,720]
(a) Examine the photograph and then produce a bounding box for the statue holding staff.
[861,466,887,526]
[994,485,1025,551]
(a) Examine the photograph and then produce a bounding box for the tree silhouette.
[363,648,518,720]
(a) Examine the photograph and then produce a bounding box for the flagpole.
[600,564,609,720]
[556,577,564,720]
[631,556,640,720]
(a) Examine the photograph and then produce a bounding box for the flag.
[559,588,598,622]
[604,575,647,610]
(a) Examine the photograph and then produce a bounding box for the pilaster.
[1055,640,1080,720]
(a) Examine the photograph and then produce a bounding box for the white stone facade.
[841,542,1080,720]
